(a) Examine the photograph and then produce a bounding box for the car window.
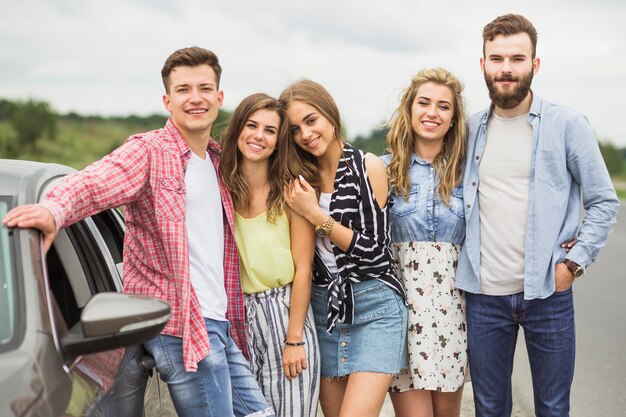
[0,199,16,352]
[47,214,121,330]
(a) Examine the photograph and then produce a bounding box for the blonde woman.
[382,68,468,417]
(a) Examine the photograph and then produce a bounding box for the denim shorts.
[311,279,408,378]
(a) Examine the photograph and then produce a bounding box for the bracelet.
[284,340,305,346]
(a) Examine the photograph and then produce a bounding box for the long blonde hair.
[385,68,466,206]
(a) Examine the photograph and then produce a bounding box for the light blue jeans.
[144,318,274,417]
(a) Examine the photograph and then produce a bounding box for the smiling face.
[236,109,280,164]
[411,82,455,146]
[481,33,539,111]
[286,100,336,158]
[162,64,223,139]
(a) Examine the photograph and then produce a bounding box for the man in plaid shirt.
[3,47,274,417]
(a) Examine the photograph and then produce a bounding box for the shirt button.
[475,156,480,160]
[466,204,471,209]
[472,182,477,186]
[340,357,348,363]
[340,341,348,347]
[340,328,349,335]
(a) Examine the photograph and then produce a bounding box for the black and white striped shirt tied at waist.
[313,143,406,333]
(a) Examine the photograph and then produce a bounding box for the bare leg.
[339,372,393,417]
[390,389,433,417]
[319,377,348,417]
[390,387,464,417]
[432,389,464,417]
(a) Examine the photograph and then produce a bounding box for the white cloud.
[1,0,625,145]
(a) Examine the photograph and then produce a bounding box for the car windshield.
[0,199,15,351]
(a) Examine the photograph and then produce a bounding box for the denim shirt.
[381,153,465,245]
[457,93,620,299]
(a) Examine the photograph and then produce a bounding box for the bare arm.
[282,209,316,380]
[283,155,389,253]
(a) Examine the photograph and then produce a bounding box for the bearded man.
[456,14,619,417]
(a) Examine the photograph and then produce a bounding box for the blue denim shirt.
[457,93,620,298]
[381,153,465,245]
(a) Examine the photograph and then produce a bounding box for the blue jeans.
[466,289,575,417]
[92,345,150,416]
[144,318,274,417]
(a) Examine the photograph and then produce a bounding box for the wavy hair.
[279,79,346,184]
[385,68,466,206]
[219,93,315,221]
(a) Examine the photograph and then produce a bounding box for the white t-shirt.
[479,112,532,295]
[185,151,227,320]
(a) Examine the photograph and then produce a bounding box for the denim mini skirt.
[310,278,408,378]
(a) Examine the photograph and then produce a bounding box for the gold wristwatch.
[315,216,335,237]
[563,259,583,278]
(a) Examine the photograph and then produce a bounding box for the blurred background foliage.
[0,97,624,200]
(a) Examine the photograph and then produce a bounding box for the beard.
[485,69,533,109]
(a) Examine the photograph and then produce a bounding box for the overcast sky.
[2,0,625,146]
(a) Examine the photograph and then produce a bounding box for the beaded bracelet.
[284,340,305,346]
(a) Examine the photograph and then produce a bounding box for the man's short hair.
[483,14,538,58]
[161,47,222,93]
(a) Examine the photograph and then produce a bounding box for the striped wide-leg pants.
[245,284,320,417]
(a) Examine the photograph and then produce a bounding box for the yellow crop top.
[234,211,294,294]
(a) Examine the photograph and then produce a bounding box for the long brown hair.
[385,68,466,206]
[279,79,346,183]
[219,93,315,221]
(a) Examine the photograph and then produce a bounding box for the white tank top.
[185,151,227,320]
[315,192,338,274]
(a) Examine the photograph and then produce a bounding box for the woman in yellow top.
[220,93,320,417]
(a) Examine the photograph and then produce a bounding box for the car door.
[43,206,151,417]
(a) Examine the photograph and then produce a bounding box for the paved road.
[506,203,626,417]
[338,203,626,417]
[147,203,625,416]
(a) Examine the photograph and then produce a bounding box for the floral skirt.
[389,241,468,392]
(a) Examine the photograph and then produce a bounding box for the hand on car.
[2,204,57,251]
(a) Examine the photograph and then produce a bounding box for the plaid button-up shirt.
[41,119,246,371]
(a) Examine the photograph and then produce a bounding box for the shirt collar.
[164,118,221,157]
[411,152,431,166]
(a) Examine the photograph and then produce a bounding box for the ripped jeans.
[144,318,274,417]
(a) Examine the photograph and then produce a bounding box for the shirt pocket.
[447,187,465,218]
[390,184,419,217]
[535,149,566,188]
[156,177,186,222]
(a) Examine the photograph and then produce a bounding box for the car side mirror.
[60,293,170,360]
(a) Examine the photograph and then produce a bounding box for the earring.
[450,121,455,127]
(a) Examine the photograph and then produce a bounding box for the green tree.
[0,99,17,121]
[10,99,57,154]
[350,125,389,156]
[599,141,623,177]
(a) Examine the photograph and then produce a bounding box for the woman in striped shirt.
[220,93,320,417]
[280,80,407,417]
